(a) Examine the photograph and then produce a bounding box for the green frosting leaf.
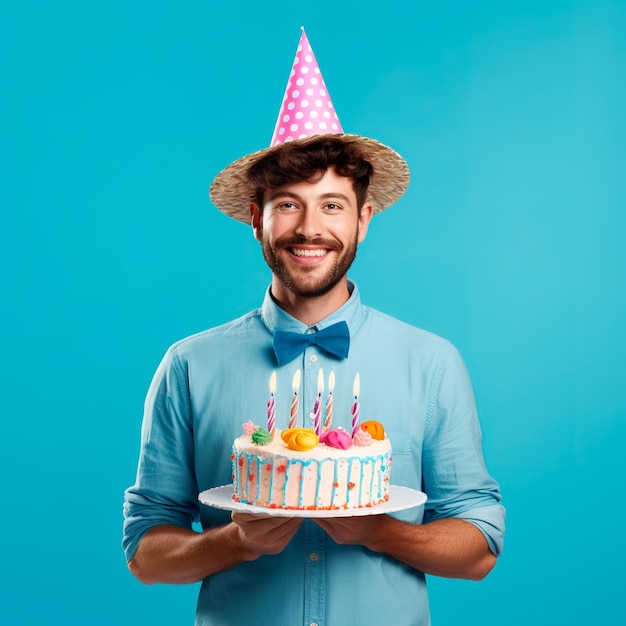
[251,426,272,445]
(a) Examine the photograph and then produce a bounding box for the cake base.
[231,430,392,510]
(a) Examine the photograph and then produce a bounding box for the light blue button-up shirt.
[123,282,504,626]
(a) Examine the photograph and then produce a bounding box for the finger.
[232,513,302,545]
[314,518,348,532]
[233,515,303,555]
[232,512,300,530]
[232,512,272,523]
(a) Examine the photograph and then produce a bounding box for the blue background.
[1,0,624,623]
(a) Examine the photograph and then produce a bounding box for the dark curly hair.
[247,136,373,211]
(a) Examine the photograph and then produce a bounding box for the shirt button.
[310,623,319,626]
[310,354,318,362]
[309,552,319,562]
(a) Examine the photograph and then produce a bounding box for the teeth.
[292,248,327,257]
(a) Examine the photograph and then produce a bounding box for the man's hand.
[129,515,303,585]
[232,512,303,558]
[317,514,496,581]
[314,514,387,547]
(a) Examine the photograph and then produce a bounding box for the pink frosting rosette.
[242,420,258,436]
[320,428,352,450]
[352,427,373,447]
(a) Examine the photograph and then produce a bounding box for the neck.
[270,277,351,327]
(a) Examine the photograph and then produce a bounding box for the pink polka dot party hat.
[270,27,343,145]
[210,27,410,224]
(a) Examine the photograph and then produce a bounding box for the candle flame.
[292,369,301,393]
[269,371,277,394]
[317,368,324,394]
[328,370,335,393]
[353,372,360,397]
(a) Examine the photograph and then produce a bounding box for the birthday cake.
[231,421,392,510]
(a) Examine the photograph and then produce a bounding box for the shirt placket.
[302,327,321,430]
[303,520,326,626]
[302,330,326,626]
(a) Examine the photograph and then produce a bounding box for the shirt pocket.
[385,429,418,488]
[385,428,425,523]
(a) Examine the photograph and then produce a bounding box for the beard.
[261,233,358,299]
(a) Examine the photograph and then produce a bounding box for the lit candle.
[351,373,360,437]
[313,368,324,436]
[323,371,335,431]
[288,369,301,429]
[267,371,277,436]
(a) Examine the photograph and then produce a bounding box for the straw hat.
[209,28,410,224]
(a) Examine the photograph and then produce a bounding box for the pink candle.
[288,369,301,429]
[314,369,324,436]
[323,371,335,431]
[351,373,360,437]
[267,371,277,435]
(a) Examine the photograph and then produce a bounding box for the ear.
[250,202,262,241]
[357,202,373,244]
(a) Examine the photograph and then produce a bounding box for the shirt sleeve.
[421,341,505,556]
[122,346,200,562]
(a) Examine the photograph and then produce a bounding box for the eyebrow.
[266,190,353,204]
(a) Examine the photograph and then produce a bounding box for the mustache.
[275,235,343,251]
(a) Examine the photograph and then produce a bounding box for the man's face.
[251,167,372,300]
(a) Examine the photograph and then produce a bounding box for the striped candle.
[351,373,360,437]
[323,371,335,431]
[314,369,324,436]
[288,369,301,429]
[267,371,277,435]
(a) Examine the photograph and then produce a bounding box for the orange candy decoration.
[360,420,385,440]
[281,428,319,451]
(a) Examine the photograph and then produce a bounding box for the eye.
[276,201,298,211]
[324,203,341,211]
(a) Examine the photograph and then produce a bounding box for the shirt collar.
[260,280,364,335]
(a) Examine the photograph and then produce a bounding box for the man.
[123,30,504,626]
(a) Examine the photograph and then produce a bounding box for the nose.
[294,206,323,239]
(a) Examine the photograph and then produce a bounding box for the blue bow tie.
[273,321,350,365]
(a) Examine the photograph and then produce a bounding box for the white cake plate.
[198,484,427,518]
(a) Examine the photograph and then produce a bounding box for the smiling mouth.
[290,248,328,258]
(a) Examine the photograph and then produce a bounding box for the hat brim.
[209,134,410,224]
